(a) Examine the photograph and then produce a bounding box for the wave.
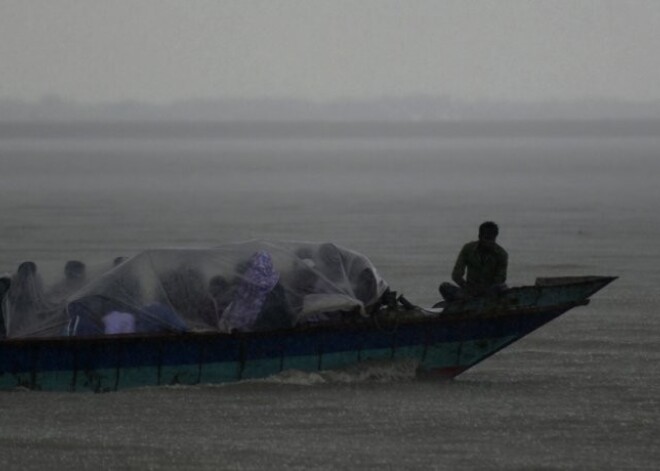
[256,358,420,386]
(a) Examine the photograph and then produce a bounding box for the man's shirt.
[451,241,508,291]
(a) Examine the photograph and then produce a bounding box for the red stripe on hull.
[422,366,467,380]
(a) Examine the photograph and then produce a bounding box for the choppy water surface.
[0,122,659,469]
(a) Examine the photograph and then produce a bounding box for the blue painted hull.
[0,276,615,392]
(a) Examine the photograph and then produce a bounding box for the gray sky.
[1,0,659,104]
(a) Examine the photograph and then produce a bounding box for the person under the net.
[0,274,11,338]
[439,221,508,302]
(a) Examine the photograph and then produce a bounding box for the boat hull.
[0,302,577,392]
[0,276,615,392]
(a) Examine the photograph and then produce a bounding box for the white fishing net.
[1,241,389,338]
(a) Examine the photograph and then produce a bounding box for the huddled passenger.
[8,261,49,316]
[105,264,142,303]
[287,263,318,314]
[0,275,11,338]
[316,243,344,281]
[287,256,351,325]
[0,275,10,299]
[159,266,216,330]
[208,275,234,323]
[66,257,147,336]
[350,260,380,313]
[49,260,87,302]
[354,267,377,304]
[220,250,283,332]
[255,281,293,331]
[67,295,127,336]
[64,260,86,285]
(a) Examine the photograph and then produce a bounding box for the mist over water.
[1,121,659,469]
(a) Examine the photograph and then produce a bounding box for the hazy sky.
[1,0,659,104]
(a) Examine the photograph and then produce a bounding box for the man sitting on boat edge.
[439,221,508,302]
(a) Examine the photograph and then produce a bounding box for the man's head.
[478,221,499,248]
[64,260,86,280]
[17,261,37,277]
[0,276,11,296]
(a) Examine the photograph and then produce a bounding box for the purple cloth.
[222,251,279,332]
[102,311,136,335]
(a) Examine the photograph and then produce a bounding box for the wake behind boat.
[0,241,615,392]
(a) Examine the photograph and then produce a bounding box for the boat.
[0,241,615,392]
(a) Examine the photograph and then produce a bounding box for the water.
[1,122,659,469]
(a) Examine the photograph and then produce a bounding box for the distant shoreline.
[0,118,658,140]
[2,97,660,124]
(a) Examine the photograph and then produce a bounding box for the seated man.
[0,275,10,338]
[440,221,508,302]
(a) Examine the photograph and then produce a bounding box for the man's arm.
[494,250,508,285]
[451,245,468,287]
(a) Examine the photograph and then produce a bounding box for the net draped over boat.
[1,241,389,339]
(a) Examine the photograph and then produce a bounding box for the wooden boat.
[0,275,615,392]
